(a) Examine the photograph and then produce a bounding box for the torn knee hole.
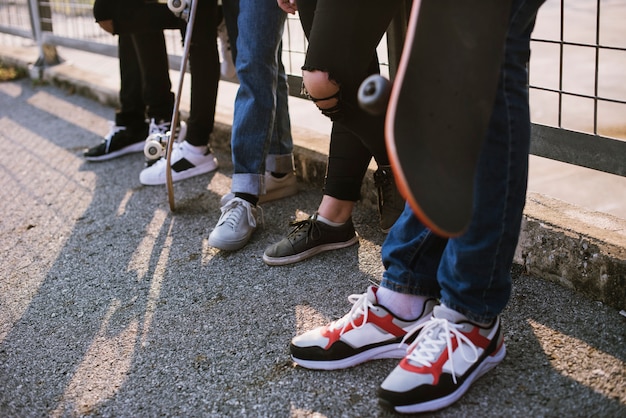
[301,83,343,120]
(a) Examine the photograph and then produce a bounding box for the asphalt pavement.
[0,66,625,416]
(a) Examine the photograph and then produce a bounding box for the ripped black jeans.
[297,0,404,201]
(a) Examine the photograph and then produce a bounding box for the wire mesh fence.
[1,0,624,175]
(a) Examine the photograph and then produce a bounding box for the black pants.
[117,31,173,128]
[297,0,403,201]
[114,2,220,146]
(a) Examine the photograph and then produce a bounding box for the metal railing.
[528,0,626,177]
[1,0,624,177]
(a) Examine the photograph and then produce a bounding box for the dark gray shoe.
[263,214,359,266]
[374,165,405,233]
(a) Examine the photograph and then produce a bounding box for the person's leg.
[186,0,219,147]
[131,30,174,123]
[301,0,404,227]
[262,123,366,266]
[116,34,146,128]
[263,0,404,264]
[378,1,546,413]
[139,1,221,186]
[225,0,287,198]
[299,0,401,163]
[262,41,298,202]
[209,0,287,252]
[131,26,185,171]
[84,34,148,161]
[436,6,539,325]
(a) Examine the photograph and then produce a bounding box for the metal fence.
[1,0,624,177]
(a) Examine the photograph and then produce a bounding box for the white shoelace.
[218,198,257,229]
[149,119,170,136]
[401,318,479,384]
[329,292,375,336]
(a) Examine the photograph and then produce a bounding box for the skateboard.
[359,0,512,237]
[144,0,198,211]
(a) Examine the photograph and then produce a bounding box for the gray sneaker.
[263,214,359,266]
[208,197,257,251]
[374,165,405,233]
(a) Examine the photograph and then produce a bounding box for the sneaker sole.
[263,235,359,266]
[140,159,218,186]
[292,343,408,370]
[385,343,507,414]
[84,141,145,162]
[208,228,255,251]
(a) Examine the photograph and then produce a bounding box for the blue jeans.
[380,0,545,324]
[222,0,294,196]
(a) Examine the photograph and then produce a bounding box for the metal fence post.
[27,0,60,77]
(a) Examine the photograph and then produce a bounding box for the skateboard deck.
[165,0,198,211]
[385,0,512,237]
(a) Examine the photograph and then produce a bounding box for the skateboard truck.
[167,0,190,20]
[144,132,169,164]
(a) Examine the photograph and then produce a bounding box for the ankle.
[376,286,432,320]
[234,192,258,206]
[183,141,208,155]
[315,213,344,227]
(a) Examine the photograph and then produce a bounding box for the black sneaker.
[263,213,359,266]
[374,165,405,233]
[84,122,148,161]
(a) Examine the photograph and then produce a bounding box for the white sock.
[315,214,344,227]
[183,141,208,155]
[376,286,431,320]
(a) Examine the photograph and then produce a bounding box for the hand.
[277,0,297,14]
[97,19,114,34]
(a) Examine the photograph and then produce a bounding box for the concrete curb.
[517,193,626,309]
[2,50,624,311]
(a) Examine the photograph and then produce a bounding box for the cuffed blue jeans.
[381,0,546,324]
[222,0,295,196]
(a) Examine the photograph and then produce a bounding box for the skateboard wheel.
[144,137,166,161]
[167,0,187,14]
[358,74,391,115]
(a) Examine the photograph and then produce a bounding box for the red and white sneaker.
[290,286,438,370]
[378,305,506,414]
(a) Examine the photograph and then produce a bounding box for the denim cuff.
[266,153,294,173]
[232,173,264,196]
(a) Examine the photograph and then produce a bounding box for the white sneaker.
[208,197,257,251]
[220,171,298,206]
[139,141,218,186]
